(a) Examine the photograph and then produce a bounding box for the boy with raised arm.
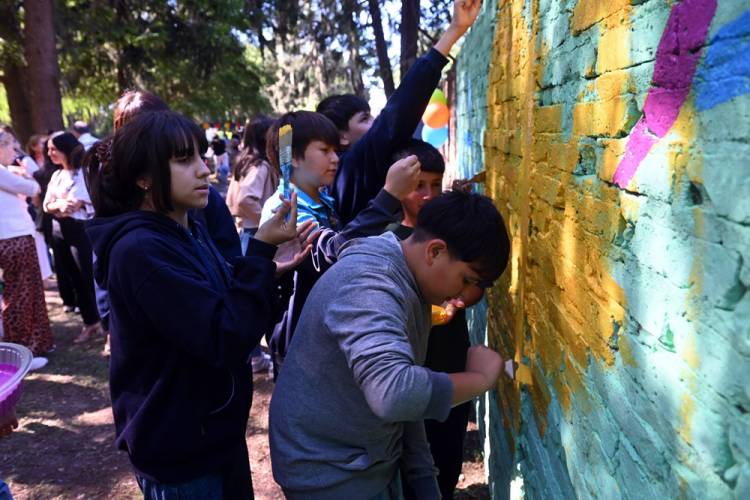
[317,0,482,225]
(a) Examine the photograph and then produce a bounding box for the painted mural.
[454,0,750,498]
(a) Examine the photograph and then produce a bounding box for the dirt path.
[1,288,489,499]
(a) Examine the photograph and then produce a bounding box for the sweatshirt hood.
[86,211,187,289]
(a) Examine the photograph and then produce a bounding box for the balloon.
[421,124,449,148]
[422,102,450,128]
[430,89,447,105]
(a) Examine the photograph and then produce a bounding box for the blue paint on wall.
[695,9,750,111]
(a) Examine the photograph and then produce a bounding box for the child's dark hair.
[316,94,370,131]
[391,139,445,174]
[413,190,510,284]
[211,136,226,156]
[51,132,85,170]
[234,115,273,181]
[266,111,339,171]
[84,111,207,217]
[113,90,169,131]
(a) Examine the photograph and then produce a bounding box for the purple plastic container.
[0,342,33,422]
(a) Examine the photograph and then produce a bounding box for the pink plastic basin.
[0,342,33,423]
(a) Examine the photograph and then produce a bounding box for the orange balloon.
[423,102,450,128]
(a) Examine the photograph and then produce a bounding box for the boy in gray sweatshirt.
[269,191,511,499]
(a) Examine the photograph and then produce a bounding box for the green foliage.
[0,86,9,124]
[54,0,270,124]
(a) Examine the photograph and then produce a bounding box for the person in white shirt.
[44,132,102,343]
[71,121,99,151]
[0,130,53,369]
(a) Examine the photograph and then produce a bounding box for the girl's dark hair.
[84,111,207,217]
[233,115,273,181]
[266,111,339,172]
[210,136,226,156]
[413,190,510,284]
[316,94,370,131]
[113,90,169,131]
[51,132,84,170]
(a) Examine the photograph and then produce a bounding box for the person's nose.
[197,159,211,178]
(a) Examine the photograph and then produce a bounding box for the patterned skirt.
[0,235,53,355]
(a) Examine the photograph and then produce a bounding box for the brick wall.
[453,0,750,497]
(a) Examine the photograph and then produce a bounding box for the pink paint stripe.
[612,0,717,188]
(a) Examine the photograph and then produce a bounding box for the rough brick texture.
[453,0,750,498]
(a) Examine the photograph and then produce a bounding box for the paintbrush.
[504,359,533,385]
[279,124,293,199]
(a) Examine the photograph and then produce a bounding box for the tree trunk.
[345,0,366,97]
[367,0,395,97]
[23,0,64,135]
[1,63,33,142]
[0,2,33,142]
[399,0,419,79]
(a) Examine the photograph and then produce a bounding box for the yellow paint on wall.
[596,18,632,74]
[571,0,631,34]
[679,393,695,445]
[483,0,638,434]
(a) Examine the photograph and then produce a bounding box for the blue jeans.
[239,228,257,257]
[137,474,223,500]
[136,444,253,499]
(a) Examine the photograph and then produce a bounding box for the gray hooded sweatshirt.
[269,232,454,499]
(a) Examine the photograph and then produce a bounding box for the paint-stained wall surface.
[454,0,750,498]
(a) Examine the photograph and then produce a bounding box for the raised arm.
[333,0,482,224]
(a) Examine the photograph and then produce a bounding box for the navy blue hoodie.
[86,210,276,483]
[332,48,448,225]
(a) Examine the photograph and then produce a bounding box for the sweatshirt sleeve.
[306,188,401,268]
[400,421,441,500]
[0,167,40,197]
[323,271,453,423]
[333,48,449,225]
[130,242,276,366]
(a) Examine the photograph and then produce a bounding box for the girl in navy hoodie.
[84,111,309,499]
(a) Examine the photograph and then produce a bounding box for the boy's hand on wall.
[465,345,503,391]
[384,154,421,200]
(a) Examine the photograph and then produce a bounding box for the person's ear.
[425,239,447,265]
[339,130,351,147]
[136,177,153,191]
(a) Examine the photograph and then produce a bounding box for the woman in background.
[0,130,53,369]
[226,116,278,255]
[43,132,101,343]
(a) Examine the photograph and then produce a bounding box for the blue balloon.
[421,124,449,148]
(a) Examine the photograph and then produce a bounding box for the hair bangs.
[160,116,207,161]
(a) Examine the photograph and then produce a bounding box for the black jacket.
[332,48,448,225]
[86,211,276,483]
